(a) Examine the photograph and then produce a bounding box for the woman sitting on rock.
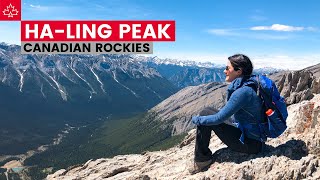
[189,54,264,174]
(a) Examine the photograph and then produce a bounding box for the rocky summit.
[47,94,320,180]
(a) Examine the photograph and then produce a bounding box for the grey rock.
[303,63,320,78]
[270,69,318,105]
[311,78,320,94]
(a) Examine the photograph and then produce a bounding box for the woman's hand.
[192,115,203,125]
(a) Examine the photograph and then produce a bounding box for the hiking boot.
[187,159,213,175]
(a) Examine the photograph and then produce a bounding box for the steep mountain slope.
[145,63,226,88]
[149,82,228,135]
[0,43,178,155]
[47,94,320,179]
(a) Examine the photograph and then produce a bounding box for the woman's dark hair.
[228,54,253,76]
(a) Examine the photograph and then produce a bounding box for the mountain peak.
[135,55,223,68]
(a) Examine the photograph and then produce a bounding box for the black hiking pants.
[194,107,263,162]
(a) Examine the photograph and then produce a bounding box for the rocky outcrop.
[304,63,320,78]
[311,78,320,94]
[270,69,319,105]
[47,94,320,180]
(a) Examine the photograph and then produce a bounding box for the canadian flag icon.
[0,0,21,21]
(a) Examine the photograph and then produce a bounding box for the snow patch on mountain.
[135,55,223,68]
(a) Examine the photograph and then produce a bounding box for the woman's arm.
[192,86,253,126]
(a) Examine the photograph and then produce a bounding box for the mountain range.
[0,43,177,155]
[136,55,281,88]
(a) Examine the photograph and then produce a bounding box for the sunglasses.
[225,66,240,71]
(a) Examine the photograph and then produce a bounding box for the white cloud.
[207,28,292,40]
[206,23,318,40]
[30,4,41,9]
[207,29,237,36]
[208,24,318,36]
[250,24,304,32]
[28,4,50,11]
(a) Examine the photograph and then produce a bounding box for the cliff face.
[47,94,320,180]
[270,70,320,105]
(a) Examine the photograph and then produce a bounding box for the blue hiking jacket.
[193,75,265,143]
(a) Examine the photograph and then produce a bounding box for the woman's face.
[224,61,242,82]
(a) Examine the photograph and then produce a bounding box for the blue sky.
[1,0,320,70]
